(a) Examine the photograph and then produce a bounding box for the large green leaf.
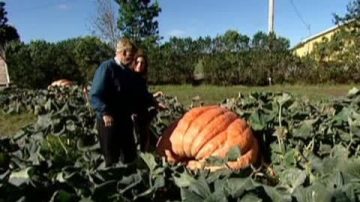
[226,146,242,161]
[224,177,253,198]
[332,107,352,126]
[49,190,78,202]
[249,110,272,131]
[35,114,52,130]
[181,187,203,202]
[173,171,197,188]
[347,87,360,98]
[275,93,292,107]
[293,119,317,139]
[8,167,33,186]
[278,168,307,193]
[339,158,360,179]
[140,152,158,171]
[239,193,263,202]
[293,183,332,202]
[187,175,212,198]
[203,190,227,202]
[262,185,292,202]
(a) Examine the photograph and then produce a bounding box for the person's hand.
[103,115,113,127]
[153,91,164,98]
[157,102,167,110]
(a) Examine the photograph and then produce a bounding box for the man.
[90,38,157,166]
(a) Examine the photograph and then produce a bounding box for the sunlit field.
[151,84,358,105]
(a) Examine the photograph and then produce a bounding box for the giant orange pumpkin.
[49,79,74,87]
[156,105,259,171]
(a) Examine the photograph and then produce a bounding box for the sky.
[4,0,352,47]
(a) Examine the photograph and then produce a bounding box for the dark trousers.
[96,117,137,166]
[133,107,158,152]
[133,115,150,152]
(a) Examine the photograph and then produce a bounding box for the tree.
[6,37,113,88]
[115,0,161,47]
[72,36,113,83]
[334,0,360,26]
[332,0,360,55]
[212,30,250,53]
[91,0,120,49]
[309,0,360,83]
[251,32,289,51]
[6,40,54,88]
[251,32,269,49]
[333,0,360,47]
[0,1,19,60]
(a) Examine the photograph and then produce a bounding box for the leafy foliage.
[1,86,360,201]
[5,26,360,88]
[334,0,360,27]
[6,37,113,88]
[307,0,360,83]
[147,31,296,85]
[115,0,161,47]
[0,1,19,58]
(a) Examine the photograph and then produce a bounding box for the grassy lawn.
[0,112,36,137]
[151,84,359,106]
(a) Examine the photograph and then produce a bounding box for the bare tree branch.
[90,0,120,49]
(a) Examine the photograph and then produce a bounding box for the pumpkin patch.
[1,87,360,201]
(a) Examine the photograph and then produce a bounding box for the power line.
[289,0,311,36]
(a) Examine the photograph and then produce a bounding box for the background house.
[292,24,342,57]
[292,20,354,57]
[0,57,10,87]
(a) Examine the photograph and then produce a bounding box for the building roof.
[292,24,340,50]
[292,20,354,50]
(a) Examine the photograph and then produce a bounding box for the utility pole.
[267,0,275,86]
[268,0,275,33]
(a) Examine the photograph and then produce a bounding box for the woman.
[132,50,163,97]
[132,50,148,79]
[131,49,165,152]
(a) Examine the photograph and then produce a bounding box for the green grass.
[151,84,359,106]
[0,112,36,137]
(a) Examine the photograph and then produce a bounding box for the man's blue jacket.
[90,58,156,120]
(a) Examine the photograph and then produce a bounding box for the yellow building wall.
[293,29,339,57]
